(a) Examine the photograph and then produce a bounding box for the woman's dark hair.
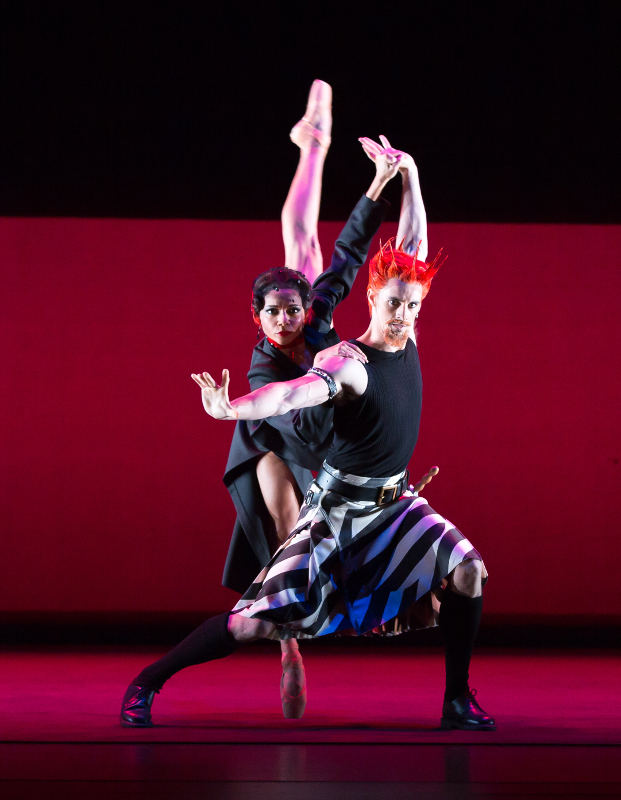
[251,267,313,320]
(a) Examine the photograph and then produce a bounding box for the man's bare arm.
[191,357,367,421]
[359,135,428,261]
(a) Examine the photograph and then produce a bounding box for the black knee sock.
[132,612,239,690]
[438,589,483,702]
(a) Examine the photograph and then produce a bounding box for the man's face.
[369,278,423,347]
[258,289,306,345]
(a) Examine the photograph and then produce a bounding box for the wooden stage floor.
[1,645,619,797]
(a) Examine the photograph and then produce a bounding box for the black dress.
[222,194,388,592]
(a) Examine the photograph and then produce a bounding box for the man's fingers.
[222,369,230,391]
[192,373,212,388]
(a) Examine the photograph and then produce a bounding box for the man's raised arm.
[359,135,428,260]
[191,356,366,421]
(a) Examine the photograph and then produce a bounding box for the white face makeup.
[369,278,423,348]
[258,289,306,346]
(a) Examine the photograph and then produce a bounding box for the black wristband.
[308,367,338,399]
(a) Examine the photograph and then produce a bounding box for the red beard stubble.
[384,320,409,345]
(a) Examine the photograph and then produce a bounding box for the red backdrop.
[1,217,620,618]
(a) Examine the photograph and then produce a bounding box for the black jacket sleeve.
[245,192,388,459]
[304,193,389,345]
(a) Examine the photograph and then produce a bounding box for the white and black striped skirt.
[233,464,484,639]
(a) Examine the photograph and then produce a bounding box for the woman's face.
[258,289,306,346]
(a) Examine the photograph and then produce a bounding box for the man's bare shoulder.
[314,355,368,398]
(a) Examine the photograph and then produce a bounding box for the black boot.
[119,612,238,728]
[120,685,158,728]
[441,687,496,731]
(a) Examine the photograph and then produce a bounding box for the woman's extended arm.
[359,135,428,260]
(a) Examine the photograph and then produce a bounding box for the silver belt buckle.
[305,482,320,506]
[377,483,398,505]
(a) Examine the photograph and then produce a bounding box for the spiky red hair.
[368,239,446,301]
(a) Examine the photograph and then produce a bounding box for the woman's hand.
[361,134,405,200]
[313,341,368,368]
[359,135,415,175]
[191,370,238,420]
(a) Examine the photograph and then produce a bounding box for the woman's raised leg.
[281,79,332,285]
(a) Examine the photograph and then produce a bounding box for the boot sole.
[440,717,496,731]
[120,715,153,728]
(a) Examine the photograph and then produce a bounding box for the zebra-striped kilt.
[233,465,483,639]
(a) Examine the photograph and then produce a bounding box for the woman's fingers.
[359,144,378,161]
[338,342,368,362]
[379,134,392,149]
[359,137,382,154]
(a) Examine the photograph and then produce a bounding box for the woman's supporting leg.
[256,450,308,717]
[281,79,332,285]
[255,451,304,551]
[280,637,307,719]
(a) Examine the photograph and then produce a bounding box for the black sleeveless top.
[326,338,422,477]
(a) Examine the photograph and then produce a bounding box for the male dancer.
[121,236,495,731]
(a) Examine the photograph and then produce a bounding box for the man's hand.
[191,370,238,420]
[363,134,427,260]
[359,135,415,175]
[313,341,367,368]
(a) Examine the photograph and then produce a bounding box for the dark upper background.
[0,2,619,223]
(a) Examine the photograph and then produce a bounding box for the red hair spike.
[367,238,446,302]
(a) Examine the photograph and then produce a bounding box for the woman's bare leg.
[256,451,307,718]
[281,79,332,285]
[256,451,303,550]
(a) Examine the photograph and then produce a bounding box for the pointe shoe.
[440,688,496,731]
[290,79,332,150]
[120,684,158,727]
[280,648,307,719]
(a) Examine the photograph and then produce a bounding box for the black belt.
[311,467,410,506]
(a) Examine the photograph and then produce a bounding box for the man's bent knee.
[451,559,483,598]
[228,613,275,643]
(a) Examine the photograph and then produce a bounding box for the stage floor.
[1,645,620,797]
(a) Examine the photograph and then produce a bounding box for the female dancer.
[221,84,428,719]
